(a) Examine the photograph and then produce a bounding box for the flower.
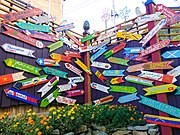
[130,117,134,121]
[35,128,39,132]
[53,111,57,115]
[37,131,42,135]
[71,116,74,120]
[46,126,50,130]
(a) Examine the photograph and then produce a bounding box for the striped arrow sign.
[4,58,41,75]
[110,85,137,93]
[56,96,76,105]
[126,62,152,73]
[65,63,82,76]
[91,82,109,93]
[37,76,59,97]
[13,75,48,90]
[55,23,74,32]
[162,50,180,59]
[68,76,84,84]
[47,41,63,52]
[110,77,124,84]
[118,92,140,104]
[142,61,173,70]
[92,38,110,53]
[91,61,111,69]
[102,70,124,76]
[139,96,180,118]
[125,75,154,87]
[138,70,177,84]
[123,53,148,62]
[167,65,180,77]
[59,36,79,50]
[143,84,177,96]
[65,31,82,47]
[0,72,26,86]
[156,4,176,18]
[2,25,45,48]
[16,22,50,33]
[64,51,81,58]
[90,46,108,62]
[4,87,40,106]
[1,43,36,58]
[43,67,68,79]
[75,58,92,75]
[50,53,71,63]
[40,88,60,107]
[91,67,107,84]
[36,58,60,67]
[123,47,144,54]
[57,83,77,92]
[66,89,84,97]
[108,57,129,66]
[93,95,114,105]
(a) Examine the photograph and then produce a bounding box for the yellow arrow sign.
[116,31,142,40]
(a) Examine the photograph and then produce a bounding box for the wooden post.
[145,1,172,135]
[83,21,92,104]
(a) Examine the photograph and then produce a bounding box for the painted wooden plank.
[50,53,71,63]
[118,93,140,103]
[66,89,84,97]
[175,87,180,95]
[65,31,82,47]
[81,31,99,43]
[93,95,114,105]
[108,57,129,66]
[57,83,77,92]
[90,46,108,62]
[91,82,109,93]
[65,63,82,76]
[91,67,107,84]
[156,4,176,18]
[68,76,84,84]
[123,47,144,54]
[116,31,142,40]
[34,15,55,24]
[162,50,180,59]
[0,72,26,86]
[55,23,74,32]
[56,96,76,105]
[102,70,124,76]
[142,61,174,70]
[36,58,60,66]
[64,51,81,58]
[91,61,111,69]
[110,85,137,93]
[123,53,148,62]
[1,43,36,58]
[166,13,180,26]
[47,41,63,52]
[4,58,41,75]
[167,65,180,77]
[92,38,110,53]
[110,77,124,84]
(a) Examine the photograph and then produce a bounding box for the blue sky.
[62,0,179,33]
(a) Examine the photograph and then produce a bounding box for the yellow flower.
[32,112,36,115]
[13,124,17,127]
[37,131,42,135]
[71,116,74,120]
[46,126,50,130]
[30,130,33,133]
[63,114,66,117]
[57,109,60,112]
[139,118,142,121]
[49,116,52,119]
[27,113,32,116]
[49,107,56,112]
[134,112,137,114]
[72,111,75,114]
[16,122,19,125]
[35,128,39,132]
[53,111,57,115]
[130,117,134,121]
[27,109,32,113]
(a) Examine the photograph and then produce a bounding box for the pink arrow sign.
[65,63,82,76]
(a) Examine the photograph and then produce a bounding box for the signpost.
[110,85,137,93]
[118,93,140,103]
[91,82,109,93]
[36,58,60,66]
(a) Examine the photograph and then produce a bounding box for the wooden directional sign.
[124,53,148,62]
[4,87,40,106]
[144,114,180,129]
[57,83,77,92]
[110,85,137,93]
[166,13,180,26]
[65,31,82,47]
[81,31,99,43]
[23,30,56,42]
[4,58,41,75]
[2,25,45,49]
[40,88,59,107]
[55,23,74,32]
[68,76,84,84]
[56,96,76,105]
[0,8,42,23]
[79,45,96,53]
[139,96,180,118]
[135,12,161,24]
[110,77,124,84]
[66,89,84,97]
[167,65,180,77]
[90,46,108,62]
[91,82,109,93]
[91,67,107,84]
[116,31,142,41]
[0,72,26,86]
[123,47,144,54]
[47,41,63,52]
[50,53,71,63]
[125,75,154,87]
[126,62,152,73]
[96,30,115,41]
[140,18,167,47]
[91,61,111,69]
[74,58,92,75]
[162,50,180,59]
[156,4,176,18]
[37,76,59,97]
[143,84,177,96]
[65,63,82,76]
[102,70,124,76]
[36,58,60,67]
[142,61,173,70]
[59,37,79,50]
[43,67,68,79]
[93,95,114,105]
[92,38,110,53]
[16,22,50,33]
[108,57,129,66]
[104,42,126,59]
[34,15,55,24]
[64,51,81,58]
[138,71,177,84]
[138,39,170,57]
[118,93,140,104]
[175,87,180,95]
[13,75,48,90]
[1,43,36,58]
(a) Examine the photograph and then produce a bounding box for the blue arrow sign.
[162,50,180,59]
[123,47,144,54]
[90,46,107,62]
[102,70,124,76]
[118,92,140,103]
[175,86,180,95]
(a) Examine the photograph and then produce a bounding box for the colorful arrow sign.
[91,67,107,84]
[126,62,152,73]
[56,96,76,105]
[66,89,84,97]
[74,58,92,75]
[118,93,140,104]
[166,13,180,26]
[156,4,176,18]
[175,87,180,95]
[93,95,114,105]
[139,96,180,118]
[142,61,173,70]
[110,85,137,93]
[55,23,74,32]
[43,67,68,79]
[91,61,111,69]
[13,75,48,90]
[57,83,77,92]
[68,76,84,84]
[138,70,177,84]
[162,50,180,59]
[65,31,82,47]
[59,36,79,50]
[50,53,71,63]
[36,58,60,66]
[4,58,41,75]
[125,75,154,87]
[91,82,109,93]
[110,77,124,84]
[1,43,36,58]
[123,47,144,54]
[143,84,177,96]
[47,41,63,52]
[4,87,40,106]
[2,25,45,48]
[108,57,129,66]
[92,38,110,53]
[37,76,59,97]
[0,72,26,86]
[123,53,148,62]
[90,46,108,62]
[104,42,126,59]
[167,65,180,77]
[65,63,82,76]
[0,8,42,23]
[116,31,142,41]
[102,70,124,76]
[81,31,99,43]
[64,51,81,58]
[40,88,60,107]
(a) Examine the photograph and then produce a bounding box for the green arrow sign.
[4,58,41,75]
[109,85,137,93]
[47,41,63,52]
[108,57,129,66]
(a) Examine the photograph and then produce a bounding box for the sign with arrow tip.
[110,77,124,84]
[36,58,60,66]
[47,41,63,52]
[108,57,129,66]
[110,85,137,93]
[65,63,82,76]
[91,61,111,69]
[91,82,109,93]
[56,96,76,105]
[93,95,114,105]
[162,50,180,59]
[118,93,140,104]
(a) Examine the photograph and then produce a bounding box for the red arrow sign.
[156,4,176,18]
